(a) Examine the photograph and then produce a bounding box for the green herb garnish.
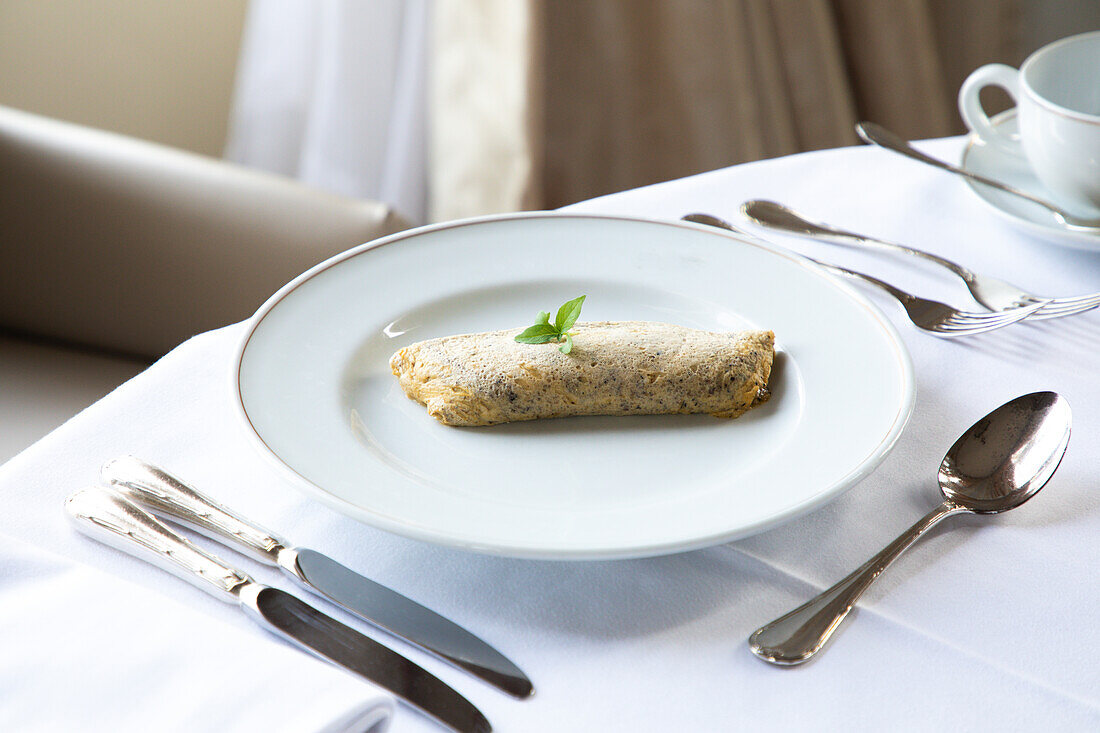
[514,295,586,354]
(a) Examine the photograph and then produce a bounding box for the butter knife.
[65,488,490,733]
[101,455,533,699]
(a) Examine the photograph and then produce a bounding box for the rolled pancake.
[390,321,775,427]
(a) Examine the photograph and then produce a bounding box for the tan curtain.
[430,0,1018,221]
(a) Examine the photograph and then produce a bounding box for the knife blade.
[65,488,491,733]
[101,455,533,699]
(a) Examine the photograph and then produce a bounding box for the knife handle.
[66,488,252,602]
[102,456,287,566]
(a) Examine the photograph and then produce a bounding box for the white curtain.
[224,0,1024,226]
[224,0,430,224]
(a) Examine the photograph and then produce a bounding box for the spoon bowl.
[749,391,1071,665]
[939,391,1071,513]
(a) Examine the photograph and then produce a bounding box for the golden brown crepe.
[390,321,774,427]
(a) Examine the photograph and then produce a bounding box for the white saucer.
[961,110,1100,249]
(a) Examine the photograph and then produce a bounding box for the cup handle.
[958,63,1023,155]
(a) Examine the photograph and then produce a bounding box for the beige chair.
[0,105,411,462]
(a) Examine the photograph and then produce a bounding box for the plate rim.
[230,211,915,560]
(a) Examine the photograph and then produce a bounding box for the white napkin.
[0,531,393,733]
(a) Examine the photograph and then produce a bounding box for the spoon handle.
[749,500,969,665]
[855,121,1087,227]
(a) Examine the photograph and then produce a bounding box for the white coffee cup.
[959,30,1100,215]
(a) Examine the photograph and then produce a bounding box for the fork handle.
[102,456,288,566]
[806,257,915,304]
[742,200,974,283]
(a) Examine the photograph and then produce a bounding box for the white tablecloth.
[4,137,1100,731]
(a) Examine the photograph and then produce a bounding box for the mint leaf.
[516,333,560,344]
[554,295,586,332]
[515,295,587,353]
[515,323,559,343]
[559,332,574,354]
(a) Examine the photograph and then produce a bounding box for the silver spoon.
[855,121,1100,231]
[749,391,1071,666]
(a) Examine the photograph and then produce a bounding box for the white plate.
[962,110,1100,249]
[233,213,914,560]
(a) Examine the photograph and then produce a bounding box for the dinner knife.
[65,488,491,733]
[100,455,533,699]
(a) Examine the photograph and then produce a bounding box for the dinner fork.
[807,258,1046,336]
[681,213,1047,337]
[741,200,1100,320]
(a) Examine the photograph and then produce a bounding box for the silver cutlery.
[855,121,1100,231]
[682,212,755,235]
[66,488,491,733]
[681,213,1048,336]
[101,455,532,699]
[749,391,1071,666]
[741,199,1100,320]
